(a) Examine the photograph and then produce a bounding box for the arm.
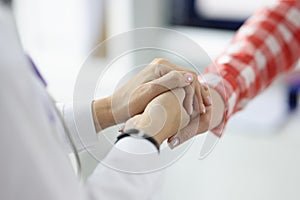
[56,58,202,151]
[93,58,210,132]
[166,0,300,147]
[56,59,204,199]
[203,0,300,135]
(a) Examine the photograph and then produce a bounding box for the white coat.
[0,4,163,200]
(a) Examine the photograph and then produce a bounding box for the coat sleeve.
[58,103,164,200]
[86,137,164,200]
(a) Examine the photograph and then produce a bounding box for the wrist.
[116,129,160,152]
[209,87,226,129]
[128,116,165,146]
[93,97,115,132]
[151,134,165,147]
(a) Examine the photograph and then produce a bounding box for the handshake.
[92,58,224,149]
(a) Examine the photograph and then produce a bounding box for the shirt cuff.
[57,102,98,152]
[199,73,229,137]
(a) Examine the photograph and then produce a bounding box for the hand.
[167,85,226,149]
[123,88,189,146]
[154,59,212,115]
[93,58,209,131]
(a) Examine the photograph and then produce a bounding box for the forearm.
[203,0,300,133]
[92,97,115,132]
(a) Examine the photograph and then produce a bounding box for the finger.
[151,62,173,77]
[151,58,196,77]
[183,85,194,115]
[167,116,200,149]
[168,107,212,149]
[201,86,212,106]
[195,81,206,114]
[202,85,212,106]
[171,87,186,103]
[149,58,197,83]
[198,76,212,106]
[172,88,190,129]
[148,70,194,94]
[129,71,194,116]
[193,95,200,114]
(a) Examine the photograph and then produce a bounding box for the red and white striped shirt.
[203,0,300,136]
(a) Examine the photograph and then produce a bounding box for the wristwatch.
[116,129,160,152]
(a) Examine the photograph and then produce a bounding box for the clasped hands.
[93,58,216,149]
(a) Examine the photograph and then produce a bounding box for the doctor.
[0,1,211,200]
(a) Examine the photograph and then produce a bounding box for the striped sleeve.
[203,0,300,136]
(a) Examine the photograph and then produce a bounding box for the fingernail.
[203,84,208,91]
[201,104,206,113]
[169,137,180,149]
[185,73,193,83]
[207,96,212,105]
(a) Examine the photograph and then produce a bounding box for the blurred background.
[8,0,300,199]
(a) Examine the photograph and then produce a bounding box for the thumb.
[167,116,200,149]
[148,71,194,94]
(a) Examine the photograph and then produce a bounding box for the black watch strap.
[116,129,160,152]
